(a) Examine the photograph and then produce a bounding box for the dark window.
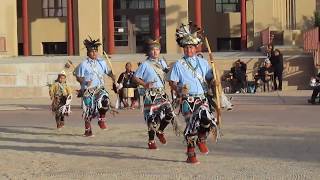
[0,37,6,52]
[42,0,67,17]
[17,0,22,18]
[135,15,152,53]
[42,42,67,55]
[18,43,24,55]
[217,38,241,51]
[216,0,240,13]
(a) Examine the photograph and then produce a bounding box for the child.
[49,71,72,129]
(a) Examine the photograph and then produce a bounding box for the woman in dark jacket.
[270,49,284,91]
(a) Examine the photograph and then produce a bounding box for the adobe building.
[0,0,317,57]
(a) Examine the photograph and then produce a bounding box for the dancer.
[49,71,72,129]
[76,37,119,137]
[133,38,175,149]
[169,23,219,164]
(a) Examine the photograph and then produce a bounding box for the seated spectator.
[254,59,274,92]
[308,72,320,104]
[230,59,247,93]
[117,62,139,109]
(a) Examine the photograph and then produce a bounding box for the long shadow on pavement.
[0,127,76,137]
[0,144,184,163]
[206,129,320,163]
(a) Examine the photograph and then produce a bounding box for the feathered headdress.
[146,37,161,50]
[175,22,203,47]
[59,70,66,76]
[83,36,102,51]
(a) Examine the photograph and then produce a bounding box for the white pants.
[221,92,232,109]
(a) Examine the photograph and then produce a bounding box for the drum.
[138,87,145,96]
[122,88,135,98]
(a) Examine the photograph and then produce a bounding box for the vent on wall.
[0,37,6,52]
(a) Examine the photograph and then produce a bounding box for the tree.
[315,11,320,27]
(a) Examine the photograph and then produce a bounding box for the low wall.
[0,53,313,98]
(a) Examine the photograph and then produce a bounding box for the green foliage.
[315,11,320,27]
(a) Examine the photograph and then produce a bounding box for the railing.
[303,27,319,52]
[313,50,320,68]
[303,27,320,68]
[260,27,271,47]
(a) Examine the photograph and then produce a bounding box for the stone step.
[273,45,305,55]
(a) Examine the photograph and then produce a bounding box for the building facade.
[0,0,317,57]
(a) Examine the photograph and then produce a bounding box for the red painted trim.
[107,0,115,54]
[67,0,74,55]
[194,0,202,51]
[241,0,247,50]
[22,0,29,56]
[194,0,202,28]
[153,0,160,39]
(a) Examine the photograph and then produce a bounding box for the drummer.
[117,62,139,109]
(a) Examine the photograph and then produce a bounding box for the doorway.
[114,0,166,53]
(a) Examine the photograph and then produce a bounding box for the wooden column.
[107,0,115,54]
[195,0,202,51]
[241,0,247,50]
[67,0,74,55]
[22,0,29,56]
[153,0,160,39]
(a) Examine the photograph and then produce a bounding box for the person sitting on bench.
[230,59,247,93]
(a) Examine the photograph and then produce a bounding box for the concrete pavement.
[0,90,319,179]
[0,90,315,111]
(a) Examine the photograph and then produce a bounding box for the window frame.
[216,0,240,13]
[42,0,67,18]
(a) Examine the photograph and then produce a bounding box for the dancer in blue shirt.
[133,38,175,150]
[76,37,118,137]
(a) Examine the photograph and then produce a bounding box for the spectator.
[266,44,274,58]
[308,72,320,104]
[270,49,283,91]
[230,59,247,93]
[254,58,273,92]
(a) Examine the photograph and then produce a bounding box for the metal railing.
[303,27,320,68]
[260,27,271,47]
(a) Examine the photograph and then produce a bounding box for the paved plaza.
[0,91,319,179]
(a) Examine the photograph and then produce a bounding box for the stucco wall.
[77,0,103,56]
[165,1,189,53]
[17,0,67,56]
[0,0,18,57]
